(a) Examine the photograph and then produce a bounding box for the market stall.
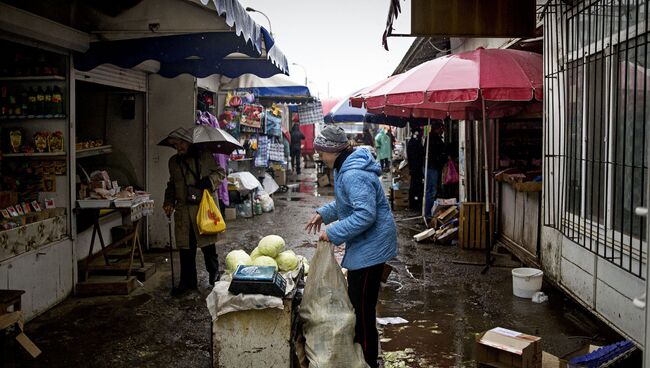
[207,235,307,367]
[210,73,322,219]
[0,35,78,318]
[494,117,542,265]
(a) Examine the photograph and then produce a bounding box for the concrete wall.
[147,74,196,247]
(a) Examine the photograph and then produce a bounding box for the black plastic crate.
[228,265,286,298]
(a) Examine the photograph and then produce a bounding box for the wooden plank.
[75,276,137,297]
[86,262,156,282]
[522,192,540,256]
[514,190,525,244]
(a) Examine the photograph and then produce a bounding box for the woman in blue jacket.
[306,125,397,368]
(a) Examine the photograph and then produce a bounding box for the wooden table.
[0,290,24,315]
[76,207,146,281]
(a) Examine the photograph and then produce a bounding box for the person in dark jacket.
[406,128,425,210]
[305,125,397,368]
[424,122,446,219]
[162,130,226,296]
[290,123,305,174]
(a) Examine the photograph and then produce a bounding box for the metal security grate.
[543,0,649,278]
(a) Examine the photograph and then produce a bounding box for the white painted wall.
[147,74,197,247]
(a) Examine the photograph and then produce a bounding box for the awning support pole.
[422,118,432,226]
[481,97,494,274]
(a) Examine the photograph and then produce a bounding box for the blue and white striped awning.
[74,0,289,78]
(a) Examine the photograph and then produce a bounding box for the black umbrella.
[158,126,243,154]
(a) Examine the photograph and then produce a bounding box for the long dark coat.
[164,150,225,249]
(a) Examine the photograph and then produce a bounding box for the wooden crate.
[458,202,494,250]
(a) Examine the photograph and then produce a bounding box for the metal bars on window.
[544,0,649,278]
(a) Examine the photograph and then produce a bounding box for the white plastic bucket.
[511,268,543,298]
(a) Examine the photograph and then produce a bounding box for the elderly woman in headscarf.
[305,125,397,368]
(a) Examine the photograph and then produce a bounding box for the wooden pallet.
[458,202,494,250]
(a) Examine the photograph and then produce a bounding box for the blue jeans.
[424,168,440,218]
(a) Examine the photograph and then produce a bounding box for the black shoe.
[208,272,220,286]
[171,283,197,297]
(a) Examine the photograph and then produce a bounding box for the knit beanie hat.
[314,125,349,153]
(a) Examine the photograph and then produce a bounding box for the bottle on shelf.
[51,86,63,116]
[1,86,7,116]
[27,87,37,116]
[11,90,20,116]
[44,86,53,116]
[20,88,28,117]
[36,86,45,115]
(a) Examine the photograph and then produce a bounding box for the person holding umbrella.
[161,127,228,296]
[305,125,397,368]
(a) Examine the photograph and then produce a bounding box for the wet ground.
[7,169,628,367]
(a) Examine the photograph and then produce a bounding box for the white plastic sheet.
[228,171,262,192]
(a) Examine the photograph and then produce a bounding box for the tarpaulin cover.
[75,31,286,78]
[221,73,310,97]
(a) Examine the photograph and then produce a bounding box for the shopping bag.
[300,241,369,368]
[444,158,459,185]
[196,189,226,235]
[269,140,285,162]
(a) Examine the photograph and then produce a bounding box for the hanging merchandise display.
[255,135,270,167]
[265,110,282,137]
[295,101,324,125]
[240,104,263,129]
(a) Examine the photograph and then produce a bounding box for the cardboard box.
[476,327,542,368]
[224,208,237,221]
[541,345,601,368]
[273,168,286,186]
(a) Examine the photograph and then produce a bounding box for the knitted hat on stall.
[313,125,349,153]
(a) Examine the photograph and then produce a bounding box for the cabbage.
[276,250,299,272]
[225,250,252,274]
[250,247,262,261]
[252,256,278,270]
[257,235,285,258]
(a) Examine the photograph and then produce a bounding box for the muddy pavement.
[15,171,622,367]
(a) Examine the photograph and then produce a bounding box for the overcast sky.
[238,0,415,100]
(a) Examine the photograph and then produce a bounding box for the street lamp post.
[291,62,308,86]
[245,7,273,37]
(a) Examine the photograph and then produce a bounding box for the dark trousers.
[179,230,219,288]
[347,263,384,368]
[380,158,389,171]
[408,169,424,210]
[291,150,301,174]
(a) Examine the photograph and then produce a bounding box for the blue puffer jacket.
[317,148,398,270]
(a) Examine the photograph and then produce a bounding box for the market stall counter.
[208,266,304,368]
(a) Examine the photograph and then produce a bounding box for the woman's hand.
[305,213,323,234]
[319,231,330,242]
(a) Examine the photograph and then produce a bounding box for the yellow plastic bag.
[196,189,226,235]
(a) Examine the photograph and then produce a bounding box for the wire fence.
[543,0,649,279]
